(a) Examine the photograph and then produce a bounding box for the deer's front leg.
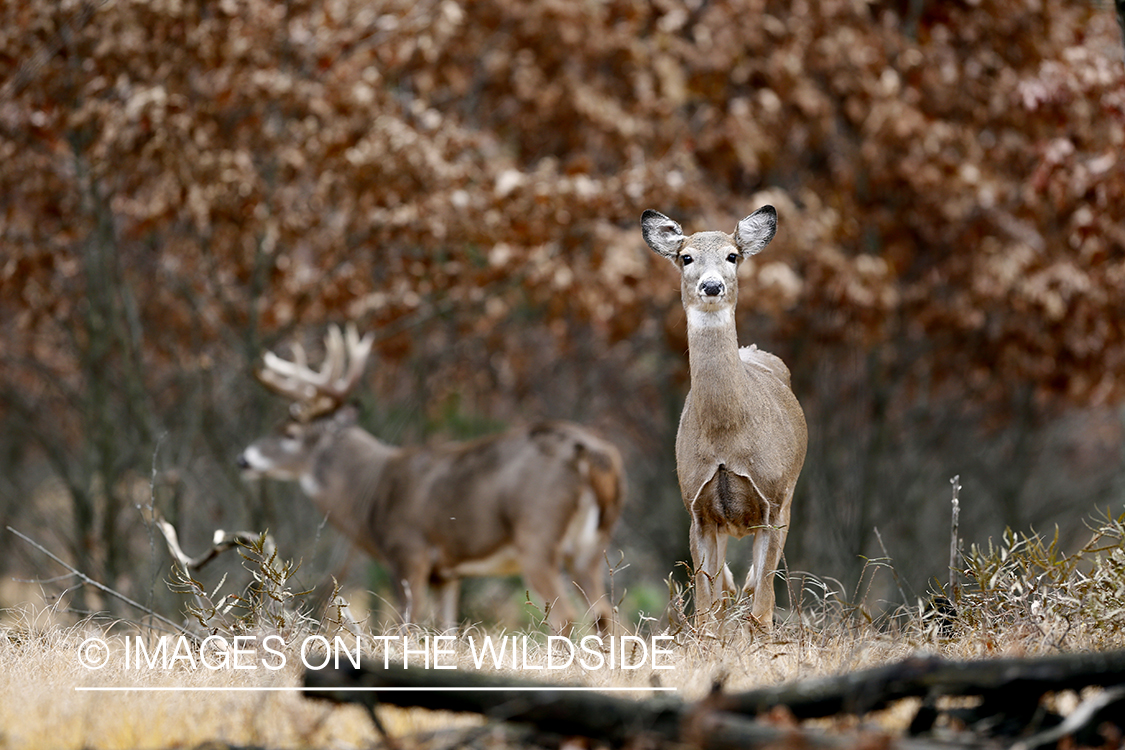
[745,494,792,631]
[391,552,432,627]
[689,518,727,625]
[434,577,460,633]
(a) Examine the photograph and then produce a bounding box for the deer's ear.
[735,205,777,257]
[641,210,685,261]
[334,403,359,426]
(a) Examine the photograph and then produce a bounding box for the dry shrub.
[956,510,1125,650]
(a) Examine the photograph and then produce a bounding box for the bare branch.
[949,475,961,596]
[6,525,196,641]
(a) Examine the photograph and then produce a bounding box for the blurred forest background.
[1,0,1124,626]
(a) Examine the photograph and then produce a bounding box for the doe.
[641,206,807,630]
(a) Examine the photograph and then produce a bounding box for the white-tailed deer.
[641,206,807,630]
[236,324,624,635]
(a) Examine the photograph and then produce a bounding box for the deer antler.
[257,324,374,420]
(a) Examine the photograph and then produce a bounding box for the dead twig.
[6,525,196,641]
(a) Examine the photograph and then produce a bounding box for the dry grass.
[4,511,1125,748]
[0,604,1101,749]
[0,614,381,749]
[0,612,903,749]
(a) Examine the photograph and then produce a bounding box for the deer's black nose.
[236,453,251,470]
[701,279,723,297]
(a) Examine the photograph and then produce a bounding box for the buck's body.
[642,209,807,629]
[239,341,624,635]
[320,422,621,606]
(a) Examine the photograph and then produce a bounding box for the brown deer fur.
[641,206,807,629]
[238,327,624,635]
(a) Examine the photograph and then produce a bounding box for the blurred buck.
[642,206,807,630]
[237,324,624,634]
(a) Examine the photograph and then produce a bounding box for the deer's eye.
[681,254,693,266]
[727,253,739,264]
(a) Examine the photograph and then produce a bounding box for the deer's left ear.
[641,210,685,262]
[735,205,777,257]
[333,403,359,427]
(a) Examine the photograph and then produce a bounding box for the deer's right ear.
[641,210,685,262]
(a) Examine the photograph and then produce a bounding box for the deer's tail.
[578,437,626,537]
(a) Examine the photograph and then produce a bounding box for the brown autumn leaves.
[1,0,1123,461]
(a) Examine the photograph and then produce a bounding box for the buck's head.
[237,406,357,484]
[237,324,372,490]
[641,206,777,319]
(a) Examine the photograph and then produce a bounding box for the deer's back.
[370,422,622,563]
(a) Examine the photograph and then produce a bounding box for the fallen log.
[303,649,1125,747]
[304,663,681,745]
[713,648,1125,722]
[304,661,971,749]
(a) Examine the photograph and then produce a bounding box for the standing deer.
[641,206,807,630]
[236,324,624,635]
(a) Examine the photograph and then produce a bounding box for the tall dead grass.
[0,615,372,748]
[4,509,1125,748]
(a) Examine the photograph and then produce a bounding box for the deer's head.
[237,324,372,486]
[641,206,777,320]
[237,405,358,482]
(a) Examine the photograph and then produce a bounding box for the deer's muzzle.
[699,278,724,297]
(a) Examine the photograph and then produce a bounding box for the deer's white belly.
[448,489,600,578]
[450,546,522,577]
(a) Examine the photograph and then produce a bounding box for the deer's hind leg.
[515,540,577,636]
[562,487,613,634]
[568,534,613,635]
[570,556,611,635]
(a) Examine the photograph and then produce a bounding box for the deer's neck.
[306,428,398,536]
[686,307,753,422]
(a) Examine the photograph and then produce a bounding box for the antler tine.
[256,324,374,419]
[321,324,347,392]
[334,323,374,398]
[314,323,373,398]
[257,331,336,408]
[258,349,315,403]
[262,341,329,387]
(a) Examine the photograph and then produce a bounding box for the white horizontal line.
[75,685,678,692]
